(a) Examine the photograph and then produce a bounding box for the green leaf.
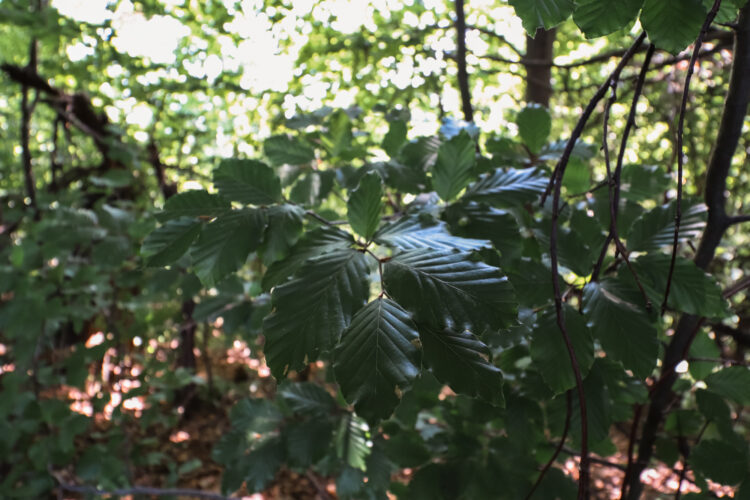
[561,157,590,194]
[158,190,231,222]
[432,130,476,201]
[375,215,491,252]
[261,226,355,291]
[531,305,595,395]
[583,279,658,379]
[213,159,282,205]
[626,201,707,252]
[640,0,707,54]
[419,325,504,405]
[336,414,371,470]
[260,204,305,265]
[321,109,353,157]
[289,170,335,206]
[463,168,547,207]
[347,171,384,240]
[628,253,728,317]
[278,382,337,415]
[444,202,522,261]
[285,419,334,468]
[264,134,315,166]
[191,209,266,286]
[573,0,643,38]
[507,259,555,307]
[244,436,285,492]
[334,298,420,422]
[509,0,576,33]
[690,439,749,485]
[620,164,671,202]
[229,398,284,433]
[516,104,551,155]
[383,119,408,157]
[705,366,750,405]
[141,217,202,266]
[383,249,517,332]
[263,248,370,377]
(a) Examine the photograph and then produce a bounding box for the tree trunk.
[525,28,556,106]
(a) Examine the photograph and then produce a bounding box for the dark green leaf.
[285,419,334,468]
[262,226,355,291]
[321,110,353,157]
[375,215,491,252]
[383,119,408,157]
[464,168,547,207]
[516,104,551,155]
[432,131,476,201]
[191,208,266,286]
[444,202,522,260]
[419,325,504,405]
[347,171,384,240]
[383,249,517,332]
[690,439,749,485]
[573,0,643,38]
[629,253,728,317]
[626,201,707,252]
[334,298,420,422]
[229,398,283,433]
[531,305,595,394]
[244,436,285,492]
[289,170,335,206]
[278,382,337,416]
[213,159,282,205]
[264,134,315,166]
[509,0,576,33]
[583,279,658,379]
[705,366,750,405]
[260,204,305,265]
[640,0,707,54]
[263,248,370,377]
[141,217,202,266]
[620,164,671,202]
[158,190,231,222]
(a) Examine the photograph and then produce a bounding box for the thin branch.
[727,214,750,225]
[467,24,524,57]
[525,391,572,500]
[723,275,750,299]
[619,404,644,500]
[454,0,473,122]
[663,0,724,314]
[54,482,237,500]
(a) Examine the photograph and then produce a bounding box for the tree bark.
[624,5,750,498]
[525,28,556,106]
[20,41,38,211]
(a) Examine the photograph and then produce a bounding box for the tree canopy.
[1,0,750,498]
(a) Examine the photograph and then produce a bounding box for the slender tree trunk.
[455,0,473,122]
[525,28,556,106]
[624,5,750,498]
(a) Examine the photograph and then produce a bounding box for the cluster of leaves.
[146,104,749,497]
[511,0,749,53]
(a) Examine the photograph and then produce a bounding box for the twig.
[727,214,750,225]
[663,0,724,315]
[525,391,572,500]
[54,482,237,500]
[454,0,473,122]
[559,448,627,471]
